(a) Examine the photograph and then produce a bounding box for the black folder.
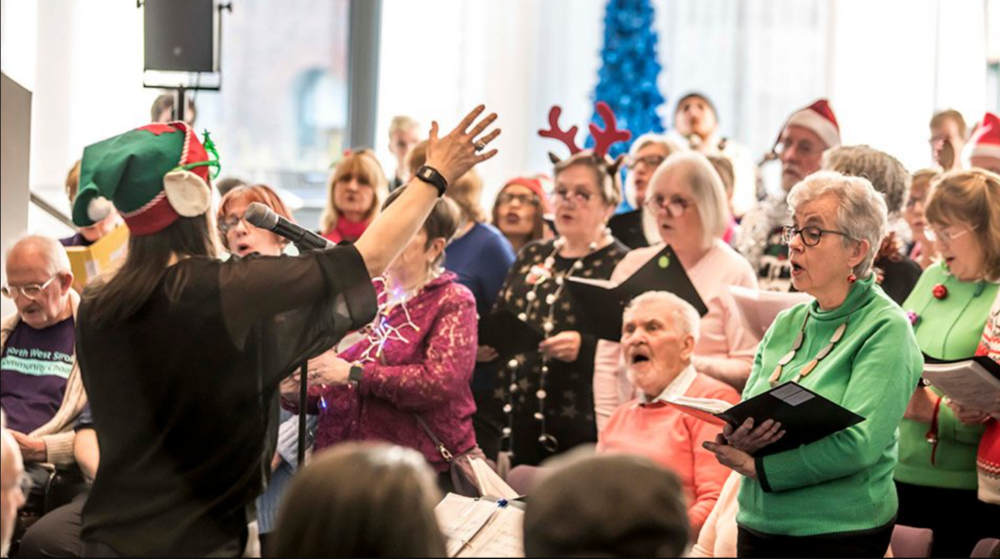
[479,310,545,360]
[669,381,866,457]
[565,245,709,341]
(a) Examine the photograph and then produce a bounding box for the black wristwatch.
[415,165,449,197]
[349,365,365,386]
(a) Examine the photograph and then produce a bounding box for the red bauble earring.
[848,273,858,284]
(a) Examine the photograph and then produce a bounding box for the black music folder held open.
[479,310,545,360]
[667,381,866,457]
[565,245,708,341]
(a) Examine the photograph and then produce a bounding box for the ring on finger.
[474,140,487,152]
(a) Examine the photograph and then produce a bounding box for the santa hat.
[73,123,220,236]
[783,99,841,149]
[501,176,551,214]
[966,112,1000,161]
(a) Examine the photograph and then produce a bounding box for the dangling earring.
[848,273,858,284]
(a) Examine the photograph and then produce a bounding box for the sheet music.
[458,506,525,558]
[435,494,526,558]
[470,458,520,501]
[924,361,1000,410]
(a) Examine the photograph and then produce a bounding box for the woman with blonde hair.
[321,150,390,244]
[897,169,1000,557]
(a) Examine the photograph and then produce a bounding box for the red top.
[598,373,741,536]
[322,216,371,245]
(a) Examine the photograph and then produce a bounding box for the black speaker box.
[144,0,216,73]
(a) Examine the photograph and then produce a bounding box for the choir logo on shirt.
[1,347,73,379]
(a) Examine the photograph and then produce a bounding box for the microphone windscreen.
[245,202,279,230]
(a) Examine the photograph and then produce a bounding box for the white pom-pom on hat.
[87,197,114,223]
[163,170,212,218]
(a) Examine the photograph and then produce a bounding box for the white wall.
[1,72,32,318]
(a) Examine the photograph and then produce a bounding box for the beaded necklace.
[502,232,611,455]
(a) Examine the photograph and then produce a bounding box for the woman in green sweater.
[895,169,1000,558]
[705,172,923,558]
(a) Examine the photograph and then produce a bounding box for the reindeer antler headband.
[539,101,633,176]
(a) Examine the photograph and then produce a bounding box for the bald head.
[4,235,74,330]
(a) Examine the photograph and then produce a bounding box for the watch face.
[420,168,435,180]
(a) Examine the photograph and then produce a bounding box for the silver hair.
[5,235,72,277]
[822,145,911,216]
[787,171,889,279]
[624,291,701,344]
[649,152,731,249]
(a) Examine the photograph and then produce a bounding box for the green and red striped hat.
[72,122,220,236]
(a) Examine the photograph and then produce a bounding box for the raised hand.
[425,105,501,185]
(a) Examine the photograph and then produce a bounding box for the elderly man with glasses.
[1,236,87,497]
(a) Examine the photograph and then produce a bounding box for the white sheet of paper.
[924,361,1000,410]
[435,494,526,558]
[470,458,520,501]
[730,286,813,340]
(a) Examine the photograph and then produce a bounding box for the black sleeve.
[219,245,378,352]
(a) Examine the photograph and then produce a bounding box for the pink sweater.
[594,240,759,429]
[597,374,741,536]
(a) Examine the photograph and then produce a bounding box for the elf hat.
[72,122,220,236]
[783,99,841,149]
[966,112,1000,161]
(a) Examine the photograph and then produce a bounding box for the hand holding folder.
[565,245,708,341]
[922,353,1000,411]
[668,382,865,457]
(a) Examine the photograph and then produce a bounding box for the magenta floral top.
[295,272,478,473]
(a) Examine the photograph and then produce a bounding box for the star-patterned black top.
[492,239,628,466]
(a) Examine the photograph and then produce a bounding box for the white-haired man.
[1,236,87,499]
[597,292,741,537]
[738,99,841,292]
[1,413,27,558]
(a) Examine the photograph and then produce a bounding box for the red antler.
[590,101,632,158]
[539,106,582,155]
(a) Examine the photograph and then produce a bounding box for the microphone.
[245,202,335,252]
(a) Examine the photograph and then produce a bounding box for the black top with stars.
[492,239,628,466]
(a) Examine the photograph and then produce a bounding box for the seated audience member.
[271,444,447,558]
[595,153,758,427]
[705,172,922,558]
[905,169,940,270]
[388,115,422,191]
[669,92,758,219]
[705,154,739,247]
[739,99,841,292]
[492,176,552,254]
[929,109,967,170]
[609,134,678,248]
[150,92,196,126]
[59,162,122,249]
[597,292,740,535]
[897,169,1000,557]
[17,407,96,558]
[822,145,924,305]
[966,112,1000,174]
[320,150,389,244]
[524,454,689,558]
[489,142,630,467]
[2,414,27,559]
[289,191,479,491]
[1,237,87,493]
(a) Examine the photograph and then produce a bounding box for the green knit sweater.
[737,275,923,537]
[896,263,998,490]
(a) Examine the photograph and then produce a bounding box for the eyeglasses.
[497,193,541,207]
[218,215,254,235]
[553,189,595,206]
[1,276,59,301]
[781,226,853,248]
[628,155,667,170]
[925,226,974,245]
[644,195,695,218]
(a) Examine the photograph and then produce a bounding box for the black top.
[77,246,376,557]
[874,255,923,306]
[608,210,650,250]
[491,240,628,467]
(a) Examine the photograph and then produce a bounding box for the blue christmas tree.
[586,0,666,161]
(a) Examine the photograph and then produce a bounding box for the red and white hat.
[784,99,841,149]
[966,112,1000,161]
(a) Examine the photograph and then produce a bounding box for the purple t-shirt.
[0,318,75,434]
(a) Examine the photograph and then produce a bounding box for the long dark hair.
[271,444,447,558]
[83,215,218,328]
